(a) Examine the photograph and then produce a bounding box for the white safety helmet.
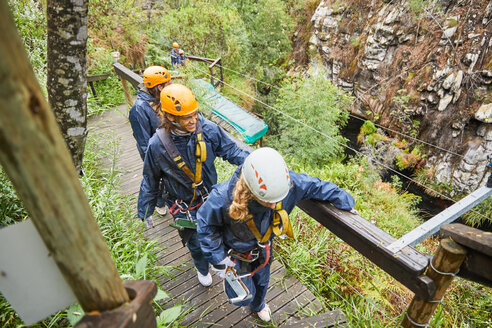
[242,147,291,203]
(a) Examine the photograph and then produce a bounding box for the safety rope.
[405,311,429,327]
[212,61,465,159]
[429,259,460,277]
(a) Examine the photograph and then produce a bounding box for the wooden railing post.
[402,238,466,327]
[0,2,129,313]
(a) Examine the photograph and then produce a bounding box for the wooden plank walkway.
[88,106,345,327]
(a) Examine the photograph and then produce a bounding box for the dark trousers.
[224,249,270,312]
[186,231,210,276]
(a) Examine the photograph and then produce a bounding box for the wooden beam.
[440,223,492,256]
[113,62,145,91]
[87,73,110,83]
[387,185,492,253]
[0,2,129,312]
[440,224,492,286]
[297,200,435,300]
[187,55,215,64]
[209,57,221,69]
[87,74,110,98]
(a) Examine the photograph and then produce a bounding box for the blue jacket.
[129,91,161,160]
[137,114,250,219]
[171,49,181,65]
[196,167,355,265]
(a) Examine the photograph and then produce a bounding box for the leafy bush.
[266,69,352,168]
[87,75,128,117]
[151,1,250,71]
[0,169,27,227]
[88,0,147,69]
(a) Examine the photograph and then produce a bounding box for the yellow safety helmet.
[143,66,171,88]
[160,84,198,116]
[172,42,179,48]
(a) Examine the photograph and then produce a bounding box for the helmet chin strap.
[171,121,191,136]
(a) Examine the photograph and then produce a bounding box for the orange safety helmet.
[160,84,198,116]
[172,42,179,48]
[143,66,171,88]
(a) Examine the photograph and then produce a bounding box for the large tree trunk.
[0,1,129,312]
[47,0,88,175]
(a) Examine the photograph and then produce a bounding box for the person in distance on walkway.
[178,49,187,66]
[129,66,172,218]
[196,147,355,322]
[170,42,181,67]
[138,84,250,287]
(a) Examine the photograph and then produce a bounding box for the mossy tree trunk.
[47,0,88,175]
[0,2,129,312]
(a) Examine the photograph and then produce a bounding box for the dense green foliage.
[0,171,27,227]
[8,0,47,93]
[152,2,250,70]
[266,71,352,168]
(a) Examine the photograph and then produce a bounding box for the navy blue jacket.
[196,167,355,265]
[137,114,250,219]
[171,49,181,65]
[129,91,161,160]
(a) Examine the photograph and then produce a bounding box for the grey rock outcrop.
[309,0,492,195]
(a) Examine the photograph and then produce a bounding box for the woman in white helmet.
[196,147,355,322]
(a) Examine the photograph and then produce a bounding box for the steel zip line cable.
[278,241,399,324]
[211,61,465,158]
[301,223,410,308]
[188,61,491,223]
[273,248,373,321]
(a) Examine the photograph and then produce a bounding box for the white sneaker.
[257,303,271,322]
[197,271,212,287]
[155,206,168,216]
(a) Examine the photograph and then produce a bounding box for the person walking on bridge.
[196,147,356,322]
[138,84,250,286]
[129,66,172,216]
[170,42,181,67]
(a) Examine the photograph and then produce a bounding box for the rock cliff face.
[309,0,491,195]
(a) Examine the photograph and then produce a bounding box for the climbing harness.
[233,202,294,278]
[224,203,295,303]
[168,199,204,230]
[155,121,208,230]
[228,248,260,263]
[244,202,294,244]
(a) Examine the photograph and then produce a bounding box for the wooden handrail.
[187,55,223,87]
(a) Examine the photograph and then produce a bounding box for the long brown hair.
[160,113,176,132]
[147,85,162,113]
[229,175,254,221]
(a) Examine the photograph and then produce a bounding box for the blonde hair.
[229,175,254,222]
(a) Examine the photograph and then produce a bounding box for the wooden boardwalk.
[89,106,346,327]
